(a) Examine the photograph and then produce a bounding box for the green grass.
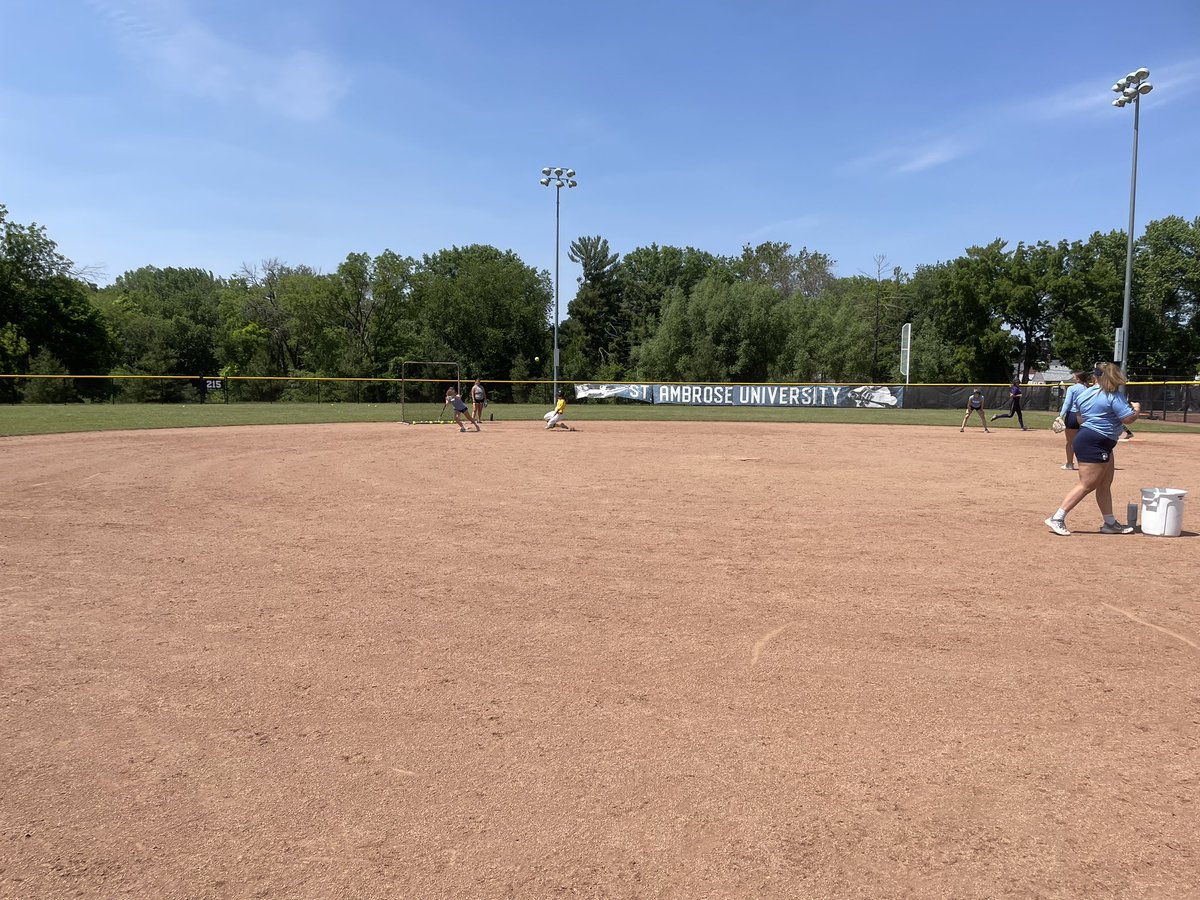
[2,402,1197,437]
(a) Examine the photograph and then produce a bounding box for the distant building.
[1028,362,1074,384]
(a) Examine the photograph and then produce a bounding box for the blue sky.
[2,0,1198,299]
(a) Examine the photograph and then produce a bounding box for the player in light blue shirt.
[1076,382,1136,441]
[1057,370,1090,469]
[1045,362,1141,536]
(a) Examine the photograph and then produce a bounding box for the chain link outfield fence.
[2,375,1199,422]
[0,374,564,409]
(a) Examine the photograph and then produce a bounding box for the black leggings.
[993,398,1024,427]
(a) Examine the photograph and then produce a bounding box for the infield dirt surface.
[2,420,1198,899]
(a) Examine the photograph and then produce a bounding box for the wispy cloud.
[841,54,1200,178]
[745,215,821,241]
[83,0,349,120]
[840,137,967,177]
[893,141,966,174]
[1147,57,1200,106]
[1019,57,1200,121]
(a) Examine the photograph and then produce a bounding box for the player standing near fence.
[471,378,487,422]
[991,380,1027,429]
[1057,370,1091,469]
[960,389,990,433]
[1045,363,1141,536]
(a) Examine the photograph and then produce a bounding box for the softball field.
[2,421,1197,898]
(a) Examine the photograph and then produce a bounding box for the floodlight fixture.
[1110,66,1154,377]
[538,166,579,401]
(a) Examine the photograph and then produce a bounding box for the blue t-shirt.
[1077,385,1134,440]
[1059,383,1086,417]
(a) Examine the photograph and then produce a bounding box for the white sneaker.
[1100,522,1134,534]
[1045,517,1071,536]
[1061,463,1075,470]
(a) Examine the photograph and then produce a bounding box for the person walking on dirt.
[961,389,990,433]
[1058,370,1091,469]
[1045,362,1141,536]
[991,380,1027,430]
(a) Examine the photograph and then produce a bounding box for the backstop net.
[400,361,462,424]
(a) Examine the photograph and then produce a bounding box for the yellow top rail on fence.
[1,374,1198,386]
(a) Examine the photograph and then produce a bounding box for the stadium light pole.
[539,166,577,401]
[1111,67,1152,377]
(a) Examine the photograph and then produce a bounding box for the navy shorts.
[1073,427,1117,464]
[1064,411,1080,430]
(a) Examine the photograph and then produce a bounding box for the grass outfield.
[2,402,1197,436]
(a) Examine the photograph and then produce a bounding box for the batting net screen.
[400,361,462,424]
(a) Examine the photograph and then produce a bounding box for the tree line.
[2,201,1197,404]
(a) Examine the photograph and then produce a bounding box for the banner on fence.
[574,383,905,408]
[574,383,654,402]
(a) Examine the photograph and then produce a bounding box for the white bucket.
[1140,488,1188,537]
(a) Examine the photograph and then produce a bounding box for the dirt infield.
[2,421,1198,899]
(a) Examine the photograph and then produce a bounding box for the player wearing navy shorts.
[1045,363,1141,536]
[1057,370,1090,470]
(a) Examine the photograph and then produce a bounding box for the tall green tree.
[730,242,835,298]
[935,241,1014,381]
[218,260,333,376]
[618,244,720,375]
[96,266,222,376]
[564,235,621,372]
[321,250,416,379]
[408,244,550,392]
[1045,234,1120,370]
[1133,215,1200,376]
[639,276,786,382]
[996,241,1062,382]
[775,286,873,382]
[1,205,112,392]
[904,263,958,383]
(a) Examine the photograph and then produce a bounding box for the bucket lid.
[1141,487,1188,499]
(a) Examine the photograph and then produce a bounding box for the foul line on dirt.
[751,623,791,668]
[1101,602,1199,651]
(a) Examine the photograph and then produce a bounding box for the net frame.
[400,360,462,424]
